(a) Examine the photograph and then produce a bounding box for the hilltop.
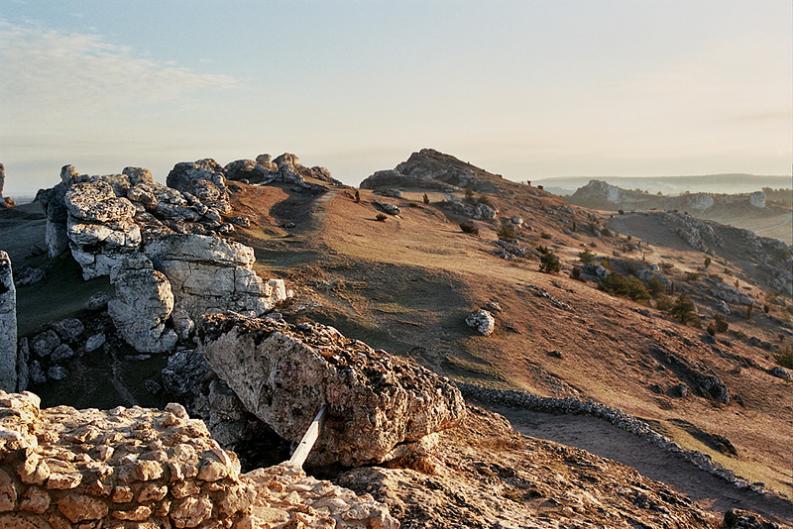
[0,149,791,527]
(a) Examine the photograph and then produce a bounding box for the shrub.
[777,342,793,369]
[707,315,729,335]
[478,194,494,207]
[578,249,595,264]
[746,304,753,320]
[599,273,651,301]
[763,304,770,314]
[539,248,561,274]
[498,221,518,241]
[645,276,666,298]
[570,267,582,280]
[459,221,479,235]
[540,231,552,240]
[601,227,612,237]
[704,256,711,269]
[375,213,387,222]
[655,294,673,311]
[685,272,700,282]
[618,209,625,215]
[669,294,696,324]
[422,193,430,205]
[354,189,361,203]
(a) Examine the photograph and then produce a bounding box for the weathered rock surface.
[145,234,284,320]
[0,391,255,528]
[0,163,12,209]
[0,252,17,391]
[64,180,141,279]
[465,309,495,336]
[167,159,231,213]
[108,255,178,353]
[198,313,465,466]
[246,464,398,528]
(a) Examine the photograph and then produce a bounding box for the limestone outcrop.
[225,153,343,187]
[144,234,286,320]
[0,163,13,209]
[197,313,466,467]
[108,255,178,353]
[65,180,141,279]
[166,159,231,213]
[0,252,17,391]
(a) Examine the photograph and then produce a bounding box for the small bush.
[354,189,361,203]
[570,267,582,280]
[498,221,518,241]
[459,221,479,235]
[375,213,388,222]
[704,256,711,269]
[539,248,561,274]
[669,294,696,324]
[422,193,430,204]
[600,273,651,301]
[618,209,625,215]
[578,249,595,264]
[777,342,793,369]
[645,276,666,298]
[601,227,612,237]
[540,231,552,240]
[655,294,673,311]
[685,272,700,282]
[464,187,475,203]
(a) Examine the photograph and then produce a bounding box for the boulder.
[465,309,495,336]
[108,255,178,353]
[198,313,466,466]
[0,252,17,391]
[51,318,85,343]
[144,234,278,319]
[13,265,45,287]
[166,159,230,213]
[30,329,60,358]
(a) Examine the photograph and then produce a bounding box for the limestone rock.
[145,234,277,319]
[465,309,495,336]
[0,252,17,391]
[64,180,141,279]
[108,255,177,353]
[166,159,230,214]
[198,313,466,466]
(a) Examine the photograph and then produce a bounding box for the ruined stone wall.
[0,391,255,528]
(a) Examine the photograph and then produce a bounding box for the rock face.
[0,391,255,528]
[144,234,285,320]
[465,309,495,336]
[441,199,497,220]
[166,159,231,213]
[64,180,141,279]
[0,252,17,391]
[108,255,178,353]
[749,191,766,209]
[198,313,466,466]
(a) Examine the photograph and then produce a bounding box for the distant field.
[535,174,792,195]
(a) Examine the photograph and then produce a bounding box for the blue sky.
[1,0,791,194]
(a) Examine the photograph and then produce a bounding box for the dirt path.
[493,405,793,524]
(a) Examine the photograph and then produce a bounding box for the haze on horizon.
[1,0,791,196]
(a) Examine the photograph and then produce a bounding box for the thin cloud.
[0,19,239,126]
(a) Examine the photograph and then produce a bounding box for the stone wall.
[0,391,255,528]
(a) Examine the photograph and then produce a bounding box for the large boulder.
[198,313,466,466]
[108,255,177,353]
[144,234,284,319]
[0,252,17,391]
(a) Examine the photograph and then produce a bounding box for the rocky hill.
[568,180,793,243]
[0,150,791,527]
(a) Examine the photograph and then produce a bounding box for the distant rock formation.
[0,251,17,391]
[360,148,504,192]
[197,312,466,467]
[224,152,344,187]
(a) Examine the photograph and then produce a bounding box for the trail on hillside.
[493,405,793,523]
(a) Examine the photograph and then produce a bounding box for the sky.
[1,0,791,195]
